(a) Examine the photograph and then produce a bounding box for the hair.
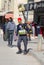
[9,17,13,22]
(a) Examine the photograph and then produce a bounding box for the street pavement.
[28,37,44,65]
[30,50,44,65]
[29,38,44,65]
[0,35,41,65]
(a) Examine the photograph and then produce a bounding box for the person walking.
[4,19,9,41]
[16,18,29,54]
[26,22,33,40]
[6,17,16,47]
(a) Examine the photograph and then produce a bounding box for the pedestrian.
[26,22,33,40]
[4,19,9,41]
[6,17,16,47]
[2,22,5,41]
[23,22,32,41]
[16,18,29,54]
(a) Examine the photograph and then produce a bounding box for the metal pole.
[22,11,27,22]
[26,0,29,21]
[37,34,42,51]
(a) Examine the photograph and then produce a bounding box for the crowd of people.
[1,17,33,55]
[0,16,44,55]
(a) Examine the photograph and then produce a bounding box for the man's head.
[18,18,22,24]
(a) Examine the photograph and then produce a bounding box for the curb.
[29,50,44,65]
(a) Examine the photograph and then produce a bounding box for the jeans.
[37,28,40,36]
[8,30,14,45]
[17,35,28,51]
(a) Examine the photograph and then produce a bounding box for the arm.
[6,22,10,30]
[16,25,19,36]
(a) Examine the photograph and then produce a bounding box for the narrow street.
[0,0,44,65]
[0,35,41,65]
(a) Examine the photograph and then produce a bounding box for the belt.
[19,34,27,36]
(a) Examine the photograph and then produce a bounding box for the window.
[28,0,34,1]
[41,0,44,1]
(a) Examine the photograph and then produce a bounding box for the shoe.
[16,50,22,54]
[8,44,13,48]
[24,49,29,55]
[8,44,10,46]
[10,45,13,48]
[29,38,31,41]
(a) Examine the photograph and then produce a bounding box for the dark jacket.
[17,24,23,35]
[16,23,30,36]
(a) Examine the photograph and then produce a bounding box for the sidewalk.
[28,38,44,65]
[11,38,44,65]
[30,50,44,65]
[0,36,41,65]
[0,34,44,65]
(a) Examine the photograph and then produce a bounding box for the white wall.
[34,0,41,2]
[13,0,27,25]
[0,0,2,11]
[13,0,19,25]
[18,0,27,4]
[0,0,14,11]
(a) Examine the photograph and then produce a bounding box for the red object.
[18,18,22,21]
[40,27,44,37]
[5,13,13,19]
[40,28,42,34]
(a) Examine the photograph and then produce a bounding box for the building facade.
[0,0,27,24]
[14,0,27,24]
[0,0,44,37]
[0,0,44,24]
[0,0,14,12]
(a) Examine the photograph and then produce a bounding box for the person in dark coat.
[16,18,29,54]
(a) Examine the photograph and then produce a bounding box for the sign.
[24,1,44,11]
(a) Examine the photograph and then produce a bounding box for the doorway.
[0,16,5,29]
[34,7,44,38]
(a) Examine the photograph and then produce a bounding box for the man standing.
[16,18,29,54]
[6,17,16,47]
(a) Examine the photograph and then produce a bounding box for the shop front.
[34,7,44,38]
[24,1,44,38]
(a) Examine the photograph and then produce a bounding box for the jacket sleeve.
[16,25,19,36]
[6,22,10,30]
[14,23,17,32]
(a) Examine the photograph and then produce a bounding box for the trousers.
[17,35,28,51]
[8,30,14,45]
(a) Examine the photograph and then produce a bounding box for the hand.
[27,34,29,37]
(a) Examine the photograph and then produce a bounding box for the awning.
[5,13,13,19]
